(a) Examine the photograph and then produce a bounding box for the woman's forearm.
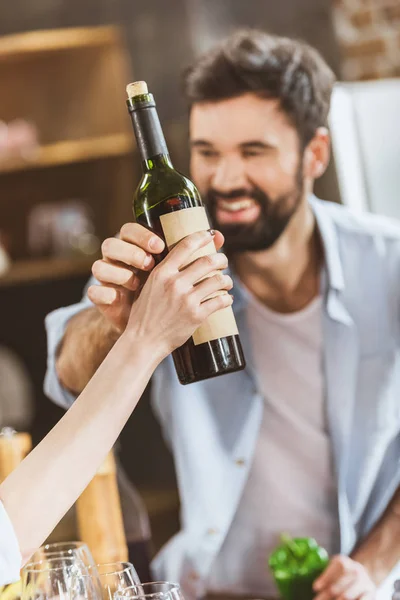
[0,331,160,564]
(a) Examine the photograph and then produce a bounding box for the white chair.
[330,79,400,219]
[330,78,400,600]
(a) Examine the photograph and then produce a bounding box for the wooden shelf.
[0,26,122,61]
[0,256,95,287]
[0,134,134,175]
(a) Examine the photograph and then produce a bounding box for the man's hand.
[313,555,376,600]
[88,223,165,332]
[88,223,224,333]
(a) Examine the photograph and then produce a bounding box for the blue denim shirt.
[44,197,400,598]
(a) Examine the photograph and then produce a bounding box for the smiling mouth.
[217,198,256,212]
[215,197,261,224]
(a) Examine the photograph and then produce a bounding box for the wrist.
[352,514,400,585]
[119,325,169,369]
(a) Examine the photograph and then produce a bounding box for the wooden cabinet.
[0,25,136,286]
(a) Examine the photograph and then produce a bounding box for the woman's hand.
[124,229,232,360]
[88,224,225,333]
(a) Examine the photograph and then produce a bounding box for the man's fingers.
[92,259,140,291]
[88,284,119,306]
[120,222,165,254]
[101,237,155,272]
[337,580,368,600]
[314,590,335,600]
[213,230,224,251]
[314,557,350,592]
[331,574,357,596]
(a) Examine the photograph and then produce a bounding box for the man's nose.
[211,156,247,192]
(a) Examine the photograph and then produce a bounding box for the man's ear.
[303,127,331,180]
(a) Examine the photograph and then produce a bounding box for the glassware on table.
[114,582,184,600]
[82,562,140,600]
[29,541,96,568]
[21,555,101,600]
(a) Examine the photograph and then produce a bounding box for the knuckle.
[101,238,113,256]
[182,236,196,252]
[87,285,96,299]
[188,300,201,320]
[203,254,215,267]
[216,294,228,309]
[337,558,349,573]
[130,246,144,265]
[120,223,133,239]
[225,275,233,288]
[185,293,196,309]
[214,271,225,285]
[92,260,103,278]
[171,278,185,296]
[218,252,228,267]
[151,265,165,283]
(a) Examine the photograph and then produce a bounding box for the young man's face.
[189,93,306,253]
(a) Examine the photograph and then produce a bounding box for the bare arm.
[0,230,231,567]
[351,484,400,585]
[55,224,225,395]
[313,486,400,599]
[56,306,120,394]
[1,334,156,564]
[55,223,165,394]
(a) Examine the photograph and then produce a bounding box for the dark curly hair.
[184,29,336,148]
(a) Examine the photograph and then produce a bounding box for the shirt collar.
[309,195,345,292]
[230,195,345,312]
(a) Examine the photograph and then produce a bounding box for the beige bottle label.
[160,206,238,345]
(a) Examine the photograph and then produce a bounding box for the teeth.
[218,198,255,212]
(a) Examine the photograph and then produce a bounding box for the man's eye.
[198,150,218,159]
[243,150,263,158]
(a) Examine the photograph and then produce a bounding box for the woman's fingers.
[192,272,233,303]
[197,292,234,321]
[180,252,228,286]
[164,230,216,271]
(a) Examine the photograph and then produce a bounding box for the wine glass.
[29,541,96,568]
[82,562,140,600]
[21,555,101,600]
[114,582,184,600]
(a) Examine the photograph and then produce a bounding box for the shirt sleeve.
[44,277,96,409]
[0,501,21,586]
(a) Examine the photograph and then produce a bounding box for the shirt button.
[189,570,200,581]
[206,527,219,536]
[235,458,246,467]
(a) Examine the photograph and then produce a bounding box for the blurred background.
[0,0,399,568]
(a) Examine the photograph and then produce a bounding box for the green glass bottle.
[126,81,245,385]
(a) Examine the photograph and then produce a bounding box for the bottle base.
[177,361,246,385]
[172,334,246,386]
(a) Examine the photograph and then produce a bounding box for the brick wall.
[333,0,400,80]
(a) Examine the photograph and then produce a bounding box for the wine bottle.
[126,80,246,385]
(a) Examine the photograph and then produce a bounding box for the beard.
[204,163,304,254]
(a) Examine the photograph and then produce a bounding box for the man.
[45,30,400,600]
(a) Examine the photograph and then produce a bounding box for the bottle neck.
[143,153,173,173]
[127,94,173,170]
